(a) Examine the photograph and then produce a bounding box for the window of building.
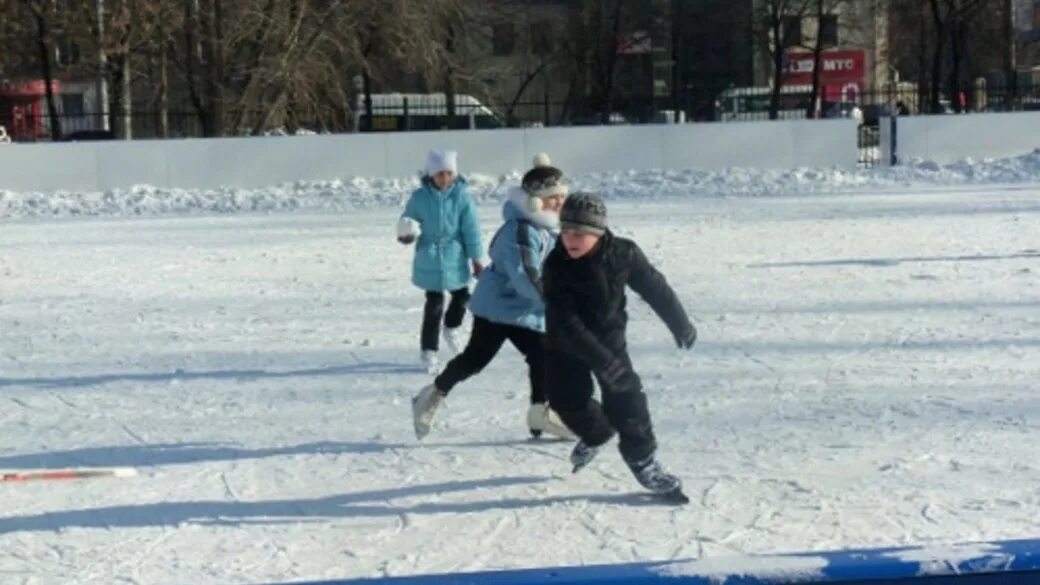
[54,38,81,67]
[530,20,554,55]
[62,93,84,117]
[782,16,802,49]
[820,15,838,48]
[492,23,516,56]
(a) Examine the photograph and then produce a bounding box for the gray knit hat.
[559,192,607,236]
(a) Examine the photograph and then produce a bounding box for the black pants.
[546,348,656,465]
[422,288,470,351]
[435,316,547,404]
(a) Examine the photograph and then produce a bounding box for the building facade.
[749,0,894,94]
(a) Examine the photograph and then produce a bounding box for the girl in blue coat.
[397,150,484,373]
[411,154,575,441]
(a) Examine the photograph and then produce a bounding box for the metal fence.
[5,84,1039,171]
[0,111,209,142]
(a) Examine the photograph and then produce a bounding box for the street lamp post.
[96,0,110,131]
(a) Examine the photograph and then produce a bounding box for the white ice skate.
[421,350,440,374]
[527,403,577,440]
[412,383,446,440]
[441,327,463,356]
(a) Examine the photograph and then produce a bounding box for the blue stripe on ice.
[273,538,1040,585]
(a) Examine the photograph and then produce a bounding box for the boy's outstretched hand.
[472,260,485,277]
[675,325,697,350]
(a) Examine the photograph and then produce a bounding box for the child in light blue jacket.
[397,150,484,373]
[411,154,574,441]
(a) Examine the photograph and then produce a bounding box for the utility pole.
[1005,0,1018,109]
[671,0,682,122]
[95,0,110,131]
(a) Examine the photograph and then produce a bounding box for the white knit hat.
[425,150,458,177]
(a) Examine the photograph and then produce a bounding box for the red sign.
[0,80,62,97]
[783,49,866,102]
[784,50,866,86]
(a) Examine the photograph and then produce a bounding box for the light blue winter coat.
[402,177,483,292]
[469,187,558,332]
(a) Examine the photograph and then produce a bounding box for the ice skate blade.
[658,488,689,505]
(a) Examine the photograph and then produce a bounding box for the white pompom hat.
[521,153,568,212]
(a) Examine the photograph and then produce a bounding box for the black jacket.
[543,231,695,371]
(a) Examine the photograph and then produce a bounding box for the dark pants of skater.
[434,316,547,404]
[546,348,656,465]
[421,288,470,351]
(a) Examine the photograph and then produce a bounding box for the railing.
[6,84,1040,145]
[6,85,1039,174]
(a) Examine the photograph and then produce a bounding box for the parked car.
[568,112,629,126]
[823,101,864,124]
[61,129,115,141]
[358,93,503,131]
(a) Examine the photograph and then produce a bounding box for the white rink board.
[898,112,1040,163]
[0,121,858,193]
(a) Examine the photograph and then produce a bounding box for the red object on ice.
[1,467,137,483]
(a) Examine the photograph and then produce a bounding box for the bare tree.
[208,0,227,133]
[754,0,812,120]
[153,2,172,137]
[804,0,848,118]
[925,0,990,113]
[20,0,62,139]
[1002,0,1016,103]
[886,0,933,111]
[95,0,110,132]
[0,0,510,138]
[107,0,135,138]
[503,42,570,125]
[552,0,652,124]
[592,0,624,123]
[170,0,227,135]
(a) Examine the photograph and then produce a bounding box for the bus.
[715,85,867,124]
[714,86,815,122]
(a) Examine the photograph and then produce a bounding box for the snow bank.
[3,150,1040,219]
[653,554,829,584]
[881,543,1015,577]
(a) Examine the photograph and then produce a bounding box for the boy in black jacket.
[543,193,696,501]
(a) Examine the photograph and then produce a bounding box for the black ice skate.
[569,440,600,473]
[627,455,688,503]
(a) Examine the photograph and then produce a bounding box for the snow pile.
[585,149,1040,200]
[881,543,1014,576]
[3,149,1040,219]
[654,554,830,584]
[0,177,442,218]
[891,150,1040,185]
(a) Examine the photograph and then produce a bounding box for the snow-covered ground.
[1,182,1039,584]
[4,149,1040,219]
